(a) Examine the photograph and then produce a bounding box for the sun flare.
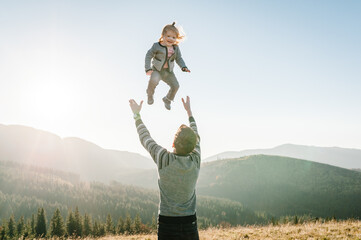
[21,80,78,129]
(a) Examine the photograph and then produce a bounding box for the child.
[145,22,190,110]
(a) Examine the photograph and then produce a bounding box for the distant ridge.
[0,123,153,182]
[204,144,361,169]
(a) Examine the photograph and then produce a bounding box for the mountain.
[204,144,361,169]
[0,160,267,227]
[0,123,153,182]
[117,155,361,218]
[197,155,361,218]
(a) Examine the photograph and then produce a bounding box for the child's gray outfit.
[145,42,188,102]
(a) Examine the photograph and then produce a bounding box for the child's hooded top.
[145,42,187,73]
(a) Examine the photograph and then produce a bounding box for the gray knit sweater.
[135,116,200,216]
[145,42,187,72]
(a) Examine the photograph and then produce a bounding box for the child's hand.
[146,70,153,76]
[182,67,191,73]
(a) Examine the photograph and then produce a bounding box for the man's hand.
[181,96,192,117]
[146,70,153,76]
[129,99,143,114]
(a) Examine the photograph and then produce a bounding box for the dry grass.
[87,220,361,240]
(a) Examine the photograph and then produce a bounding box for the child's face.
[163,30,177,46]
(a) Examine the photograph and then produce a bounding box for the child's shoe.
[147,95,154,105]
[162,97,171,110]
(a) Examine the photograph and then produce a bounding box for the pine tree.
[271,217,278,226]
[83,213,92,237]
[294,215,299,225]
[23,219,32,238]
[0,223,6,240]
[105,214,115,235]
[35,208,47,238]
[116,216,125,234]
[66,210,76,237]
[74,206,83,237]
[30,214,35,235]
[133,213,142,234]
[16,216,25,237]
[98,223,106,237]
[92,220,99,237]
[124,213,133,235]
[7,215,16,238]
[50,208,65,237]
[151,213,157,232]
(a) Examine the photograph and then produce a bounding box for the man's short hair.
[173,124,198,155]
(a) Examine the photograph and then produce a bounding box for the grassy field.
[92,220,361,240]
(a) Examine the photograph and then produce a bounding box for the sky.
[0,0,360,159]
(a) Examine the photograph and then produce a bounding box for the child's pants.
[147,69,179,101]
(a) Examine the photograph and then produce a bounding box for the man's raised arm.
[129,99,165,164]
[182,96,200,156]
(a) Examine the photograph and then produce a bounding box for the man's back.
[135,116,201,216]
[158,153,200,216]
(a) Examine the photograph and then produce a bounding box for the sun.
[20,78,79,133]
[13,41,88,135]
[30,82,73,115]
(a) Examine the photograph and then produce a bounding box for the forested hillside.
[197,155,361,218]
[116,155,361,219]
[0,160,267,228]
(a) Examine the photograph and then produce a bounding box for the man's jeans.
[157,215,199,240]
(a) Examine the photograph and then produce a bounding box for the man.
[129,96,200,240]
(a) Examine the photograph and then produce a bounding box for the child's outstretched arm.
[145,44,156,75]
[176,47,190,73]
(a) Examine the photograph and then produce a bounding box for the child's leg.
[146,70,161,103]
[160,71,179,110]
[162,71,179,101]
